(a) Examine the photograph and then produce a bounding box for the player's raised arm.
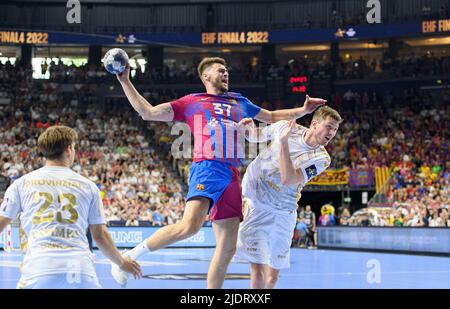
[116,65,174,122]
[278,120,305,185]
[254,95,326,124]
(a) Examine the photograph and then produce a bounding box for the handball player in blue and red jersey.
[111,57,326,288]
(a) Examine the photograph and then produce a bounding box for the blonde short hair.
[37,126,78,160]
[197,57,226,77]
[312,106,343,124]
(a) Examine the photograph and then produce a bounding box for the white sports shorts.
[235,197,297,269]
[16,273,101,289]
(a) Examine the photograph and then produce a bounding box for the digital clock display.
[289,76,309,93]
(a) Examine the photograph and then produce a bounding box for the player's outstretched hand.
[238,117,255,131]
[279,119,296,143]
[238,118,260,142]
[302,94,327,114]
[116,64,131,84]
[120,256,142,279]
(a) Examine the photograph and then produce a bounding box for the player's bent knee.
[251,270,266,289]
[251,264,265,275]
[252,270,264,281]
[216,246,236,261]
[266,273,279,285]
[266,276,278,286]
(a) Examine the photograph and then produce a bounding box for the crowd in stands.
[277,51,450,82]
[0,61,188,226]
[0,57,448,228]
[171,85,449,229]
[340,203,449,228]
[325,86,449,227]
[36,49,450,87]
[39,58,262,84]
[335,52,450,80]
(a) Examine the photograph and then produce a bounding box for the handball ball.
[103,48,129,74]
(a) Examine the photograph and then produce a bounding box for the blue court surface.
[0,248,449,289]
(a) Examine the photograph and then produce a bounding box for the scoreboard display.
[288,75,310,94]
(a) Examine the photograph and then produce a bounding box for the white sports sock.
[125,241,151,260]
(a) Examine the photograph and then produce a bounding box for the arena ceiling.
[5,0,278,4]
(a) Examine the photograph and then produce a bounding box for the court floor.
[1,248,449,289]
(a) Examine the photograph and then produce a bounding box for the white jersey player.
[235,106,342,289]
[0,126,141,289]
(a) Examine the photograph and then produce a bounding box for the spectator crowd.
[0,57,448,228]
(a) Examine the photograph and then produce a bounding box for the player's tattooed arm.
[117,65,174,122]
[255,95,327,123]
[279,120,305,185]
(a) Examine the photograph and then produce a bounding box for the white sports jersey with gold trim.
[0,166,106,281]
[242,121,331,211]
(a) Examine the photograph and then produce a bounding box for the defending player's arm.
[278,120,331,186]
[238,118,272,143]
[89,224,142,279]
[116,65,174,122]
[279,120,305,185]
[254,95,326,124]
